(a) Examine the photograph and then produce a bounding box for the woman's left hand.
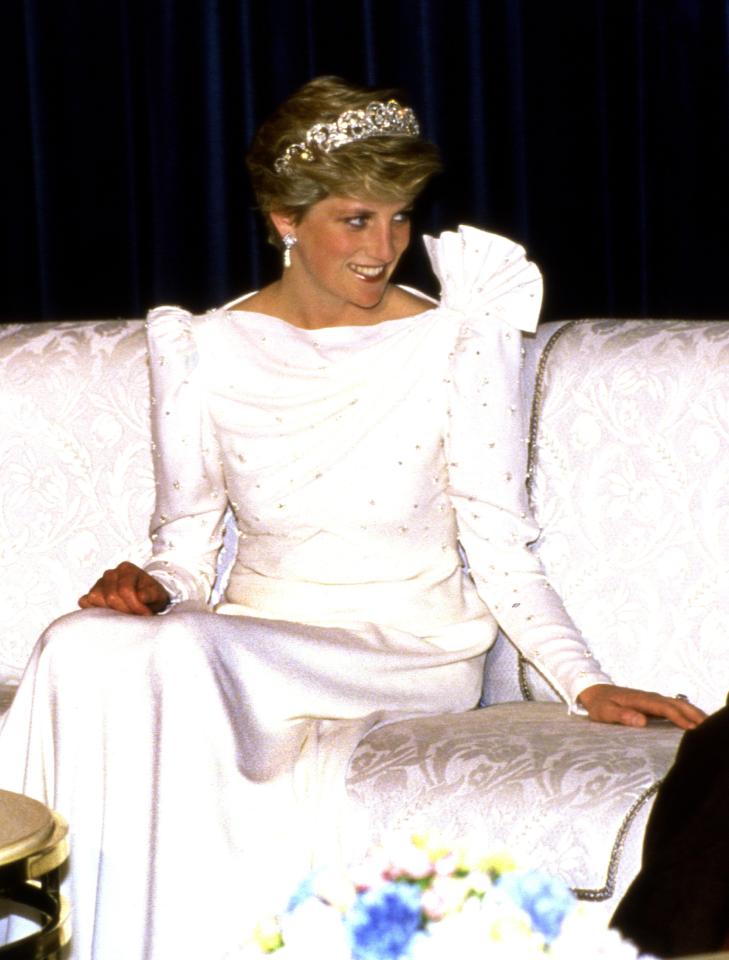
[577,684,706,730]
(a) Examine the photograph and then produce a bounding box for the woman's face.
[272,195,413,315]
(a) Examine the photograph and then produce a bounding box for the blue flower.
[497,869,575,942]
[286,874,317,913]
[345,881,423,960]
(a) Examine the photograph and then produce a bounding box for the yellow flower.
[252,916,283,953]
[476,849,518,877]
[410,829,451,863]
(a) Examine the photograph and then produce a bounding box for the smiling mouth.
[349,264,387,279]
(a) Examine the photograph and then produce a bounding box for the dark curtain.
[4,0,729,322]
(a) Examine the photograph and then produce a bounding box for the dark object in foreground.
[611,698,729,957]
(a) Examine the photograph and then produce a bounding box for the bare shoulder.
[387,285,437,319]
[225,286,275,314]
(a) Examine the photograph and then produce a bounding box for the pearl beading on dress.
[142,226,611,709]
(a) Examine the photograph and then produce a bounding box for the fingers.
[643,695,706,730]
[580,689,648,728]
[610,689,706,730]
[137,579,171,614]
[78,562,168,616]
[578,684,707,730]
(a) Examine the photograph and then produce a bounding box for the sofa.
[1,315,727,921]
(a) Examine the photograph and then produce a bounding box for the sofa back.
[3,317,728,716]
[0,320,155,684]
[486,318,729,715]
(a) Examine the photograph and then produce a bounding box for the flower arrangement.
[240,834,651,960]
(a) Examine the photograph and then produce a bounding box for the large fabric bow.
[423,225,543,334]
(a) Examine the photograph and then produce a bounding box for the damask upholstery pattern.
[349,319,728,913]
[347,703,681,913]
[0,320,156,686]
[522,319,729,714]
[2,316,724,917]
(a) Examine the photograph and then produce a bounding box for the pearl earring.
[282,233,298,268]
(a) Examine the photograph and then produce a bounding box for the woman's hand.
[577,684,706,730]
[78,561,170,616]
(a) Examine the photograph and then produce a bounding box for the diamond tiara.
[273,99,420,175]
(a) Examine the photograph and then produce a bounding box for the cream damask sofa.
[1,316,727,921]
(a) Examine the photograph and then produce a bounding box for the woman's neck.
[231,279,432,330]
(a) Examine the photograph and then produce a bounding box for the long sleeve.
[424,226,612,708]
[143,306,228,608]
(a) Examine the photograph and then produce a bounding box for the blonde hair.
[246,76,442,244]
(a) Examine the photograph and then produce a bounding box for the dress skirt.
[0,605,484,960]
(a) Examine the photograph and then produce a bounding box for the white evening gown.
[0,227,610,960]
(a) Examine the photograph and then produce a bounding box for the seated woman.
[0,76,704,960]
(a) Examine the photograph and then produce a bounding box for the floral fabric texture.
[2,257,724,956]
[348,316,729,917]
[524,318,729,715]
[0,320,155,685]
[0,229,611,960]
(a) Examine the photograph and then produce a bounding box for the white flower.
[432,851,460,877]
[420,875,471,920]
[310,867,357,912]
[347,846,391,890]
[279,899,350,960]
[478,887,546,953]
[247,836,650,960]
[412,896,544,960]
[384,836,435,880]
[550,906,645,959]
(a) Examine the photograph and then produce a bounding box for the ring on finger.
[674,693,689,702]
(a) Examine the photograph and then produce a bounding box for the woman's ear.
[269,211,296,242]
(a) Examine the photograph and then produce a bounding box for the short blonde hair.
[246,76,442,244]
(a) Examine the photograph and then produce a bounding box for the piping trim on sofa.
[519,318,664,903]
[518,317,584,703]
[571,778,662,901]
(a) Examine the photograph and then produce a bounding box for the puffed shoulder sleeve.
[143,306,227,608]
[424,226,612,709]
[423,223,542,332]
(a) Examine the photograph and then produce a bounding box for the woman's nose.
[367,225,397,262]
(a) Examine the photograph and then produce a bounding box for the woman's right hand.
[78,561,170,616]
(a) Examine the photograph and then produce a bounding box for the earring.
[282,233,298,268]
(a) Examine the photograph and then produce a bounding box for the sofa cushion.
[0,320,155,683]
[347,701,682,910]
[520,319,729,715]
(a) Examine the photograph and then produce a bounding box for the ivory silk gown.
[0,227,610,959]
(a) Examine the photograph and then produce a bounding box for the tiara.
[273,99,420,175]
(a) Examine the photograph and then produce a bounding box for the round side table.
[0,789,70,959]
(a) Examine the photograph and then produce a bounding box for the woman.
[0,77,704,960]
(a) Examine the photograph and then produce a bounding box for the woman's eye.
[345,216,368,228]
[393,210,412,224]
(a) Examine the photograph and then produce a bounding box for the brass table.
[683,954,729,959]
[0,790,70,959]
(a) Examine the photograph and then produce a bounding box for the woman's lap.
[0,605,482,958]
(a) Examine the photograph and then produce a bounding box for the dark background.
[4,0,729,323]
